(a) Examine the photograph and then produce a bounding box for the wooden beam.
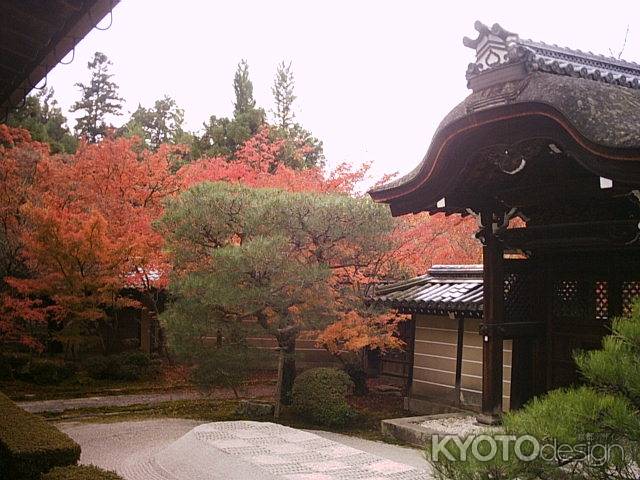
[479,321,544,338]
[501,220,640,250]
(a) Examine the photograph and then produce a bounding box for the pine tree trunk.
[276,331,297,405]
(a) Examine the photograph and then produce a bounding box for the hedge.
[41,465,123,480]
[0,392,80,479]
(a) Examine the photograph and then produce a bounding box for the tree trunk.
[276,331,297,405]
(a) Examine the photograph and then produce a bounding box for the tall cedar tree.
[71,52,124,143]
[272,61,296,129]
[194,61,265,159]
[233,59,257,116]
[270,61,324,169]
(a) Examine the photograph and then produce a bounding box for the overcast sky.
[45,0,640,182]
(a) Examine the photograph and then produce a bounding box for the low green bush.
[291,367,356,427]
[83,351,154,381]
[41,465,123,480]
[0,391,80,479]
[16,359,75,385]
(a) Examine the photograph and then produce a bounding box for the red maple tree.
[2,134,178,352]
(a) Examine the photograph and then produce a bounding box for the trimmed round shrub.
[291,367,356,427]
[41,465,123,479]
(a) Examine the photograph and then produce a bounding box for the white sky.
[46,0,640,182]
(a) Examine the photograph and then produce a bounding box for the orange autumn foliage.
[2,132,178,350]
[178,126,367,194]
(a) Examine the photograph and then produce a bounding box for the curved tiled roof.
[369,22,640,205]
[370,265,483,317]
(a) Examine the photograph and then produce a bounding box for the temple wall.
[409,314,512,412]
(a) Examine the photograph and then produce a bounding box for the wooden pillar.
[453,314,465,407]
[479,212,504,424]
[405,315,417,396]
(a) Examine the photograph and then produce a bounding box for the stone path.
[18,385,275,413]
[123,421,431,480]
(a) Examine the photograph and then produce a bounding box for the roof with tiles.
[369,265,484,317]
[369,21,640,207]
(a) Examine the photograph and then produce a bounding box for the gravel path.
[18,385,275,413]
[58,419,433,480]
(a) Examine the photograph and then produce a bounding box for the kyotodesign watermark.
[429,434,625,466]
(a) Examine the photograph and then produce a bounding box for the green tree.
[269,61,324,169]
[428,301,640,480]
[7,88,77,154]
[70,52,124,142]
[234,59,257,116]
[272,61,296,130]
[159,182,395,403]
[192,60,266,159]
[123,95,185,150]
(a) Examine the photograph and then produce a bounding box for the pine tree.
[272,61,296,130]
[233,59,257,116]
[71,52,124,142]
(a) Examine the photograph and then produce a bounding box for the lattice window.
[594,281,608,320]
[552,280,586,319]
[504,272,535,323]
[622,281,640,317]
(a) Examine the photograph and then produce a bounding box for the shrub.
[0,391,80,479]
[291,367,356,427]
[192,346,263,398]
[15,359,75,385]
[83,351,154,381]
[41,465,123,480]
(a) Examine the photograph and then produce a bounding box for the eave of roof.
[0,0,120,119]
[369,264,484,317]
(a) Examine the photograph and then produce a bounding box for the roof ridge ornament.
[464,21,640,91]
[463,21,517,50]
